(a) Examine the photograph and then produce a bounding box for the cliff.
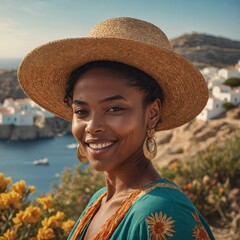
[154,107,240,167]
[0,117,71,141]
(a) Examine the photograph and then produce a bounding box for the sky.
[0,0,240,58]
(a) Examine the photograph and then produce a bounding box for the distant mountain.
[170,33,240,68]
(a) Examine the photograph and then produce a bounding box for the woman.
[18,17,215,239]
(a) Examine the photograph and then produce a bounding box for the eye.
[74,109,88,117]
[107,106,125,112]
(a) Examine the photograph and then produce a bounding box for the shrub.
[224,77,240,88]
[160,133,240,222]
[52,165,105,220]
[223,101,237,110]
[0,175,75,240]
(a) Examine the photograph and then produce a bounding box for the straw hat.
[18,17,208,131]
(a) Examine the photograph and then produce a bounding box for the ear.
[146,99,161,129]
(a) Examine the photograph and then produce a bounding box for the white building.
[0,106,15,125]
[14,112,34,126]
[207,75,225,89]
[197,96,225,121]
[15,98,33,113]
[212,85,240,105]
[0,98,54,126]
[218,67,240,79]
[3,98,15,108]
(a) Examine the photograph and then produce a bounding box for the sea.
[0,135,81,197]
[0,58,82,197]
[0,58,22,70]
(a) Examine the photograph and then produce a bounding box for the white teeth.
[88,142,113,150]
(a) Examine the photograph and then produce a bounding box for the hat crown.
[88,17,171,50]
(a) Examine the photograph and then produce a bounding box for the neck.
[104,146,161,201]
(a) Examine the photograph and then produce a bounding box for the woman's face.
[71,67,151,172]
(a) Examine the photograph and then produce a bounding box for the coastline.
[0,117,71,141]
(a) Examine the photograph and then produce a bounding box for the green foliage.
[52,165,105,220]
[160,133,240,221]
[223,101,237,110]
[224,77,240,88]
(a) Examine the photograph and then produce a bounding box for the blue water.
[0,58,22,70]
[0,135,80,197]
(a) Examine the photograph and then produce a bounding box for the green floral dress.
[68,178,215,240]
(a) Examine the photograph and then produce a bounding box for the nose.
[85,113,105,134]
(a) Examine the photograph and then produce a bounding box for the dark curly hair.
[64,61,164,107]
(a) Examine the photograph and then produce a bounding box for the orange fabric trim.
[70,191,107,240]
[70,182,180,240]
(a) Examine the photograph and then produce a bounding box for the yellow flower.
[29,185,37,194]
[55,211,65,220]
[13,206,42,225]
[23,206,42,223]
[0,191,21,209]
[37,227,55,240]
[37,194,53,210]
[6,191,21,208]
[0,173,12,191]
[0,193,9,209]
[13,211,25,225]
[0,229,16,240]
[41,217,50,227]
[62,219,75,234]
[11,180,27,196]
[41,211,65,229]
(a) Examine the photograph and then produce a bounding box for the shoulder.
[125,179,214,239]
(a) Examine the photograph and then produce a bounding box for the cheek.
[108,111,146,139]
[71,119,85,141]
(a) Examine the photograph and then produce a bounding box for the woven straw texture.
[18,17,208,131]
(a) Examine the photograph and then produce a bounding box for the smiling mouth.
[86,141,116,150]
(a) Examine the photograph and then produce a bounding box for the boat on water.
[32,158,49,166]
[66,143,78,149]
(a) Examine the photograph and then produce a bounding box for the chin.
[89,160,112,172]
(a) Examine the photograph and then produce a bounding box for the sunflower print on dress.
[145,211,176,240]
[192,212,211,240]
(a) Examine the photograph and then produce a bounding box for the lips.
[84,139,117,154]
[88,142,114,150]
[85,140,117,159]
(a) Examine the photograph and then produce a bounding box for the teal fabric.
[68,178,215,240]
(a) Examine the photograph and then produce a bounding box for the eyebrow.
[72,95,128,106]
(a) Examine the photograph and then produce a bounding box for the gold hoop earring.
[143,129,157,160]
[77,144,88,163]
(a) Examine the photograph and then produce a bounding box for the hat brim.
[18,37,208,131]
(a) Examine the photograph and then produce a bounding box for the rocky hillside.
[170,33,240,68]
[154,107,240,168]
[0,70,26,103]
[0,117,71,141]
